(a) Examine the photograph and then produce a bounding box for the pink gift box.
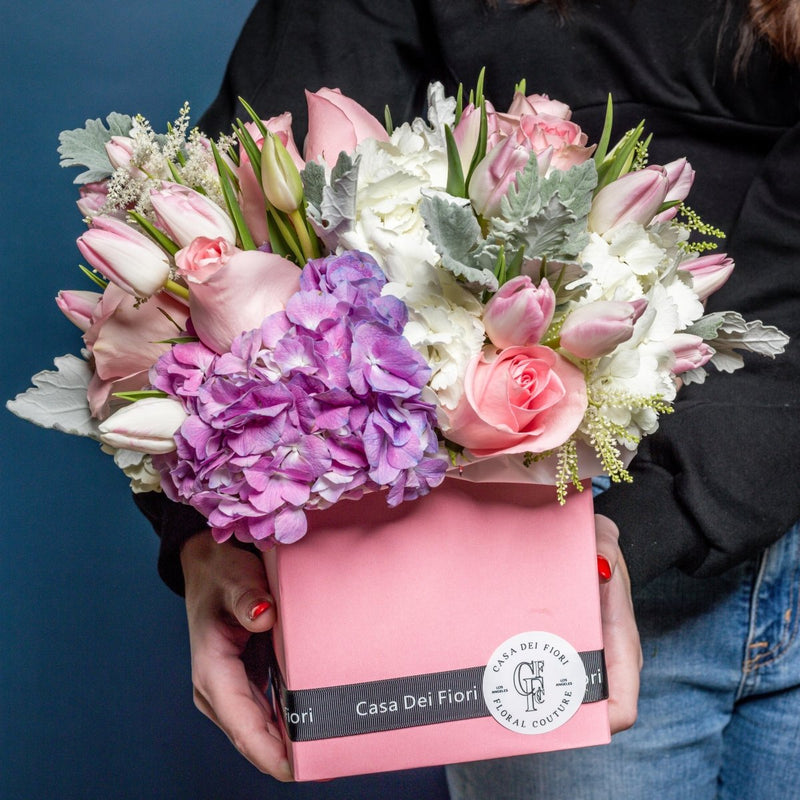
[263,476,609,781]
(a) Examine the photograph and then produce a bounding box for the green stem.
[289,209,320,260]
[164,279,190,300]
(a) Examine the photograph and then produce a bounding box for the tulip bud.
[104,136,143,177]
[55,289,103,332]
[484,276,556,348]
[98,396,187,454]
[260,132,304,213]
[665,333,714,375]
[451,101,502,176]
[652,158,696,222]
[589,166,669,235]
[560,299,648,359]
[150,183,236,248]
[678,252,735,301]
[77,215,171,298]
[469,137,533,219]
[76,182,110,219]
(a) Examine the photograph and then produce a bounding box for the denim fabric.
[446,521,800,799]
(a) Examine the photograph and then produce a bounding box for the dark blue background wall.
[0,2,449,797]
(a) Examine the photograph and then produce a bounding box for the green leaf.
[593,95,614,167]
[238,97,268,138]
[79,264,109,289]
[210,140,256,250]
[128,211,180,256]
[112,390,169,402]
[444,125,466,198]
[384,105,394,135]
[58,112,134,184]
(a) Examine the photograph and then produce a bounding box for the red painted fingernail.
[248,600,272,620]
[597,555,612,582]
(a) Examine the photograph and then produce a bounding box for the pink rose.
[176,241,300,353]
[515,113,595,172]
[84,284,190,418]
[444,344,588,457]
[304,87,389,167]
[505,92,573,121]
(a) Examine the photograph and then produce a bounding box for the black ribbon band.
[274,650,607,742]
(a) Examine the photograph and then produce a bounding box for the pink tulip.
[483,276,556,348]
[666,333,714,374]
[77,215,171,298]
[84,283,189,418]
[652,158,696,222]
[469,136,540,219]
[55,289,102,332]
[451,101,503,175]
[304,88,389,167]
[98,396,188,453]
[104,136,144,177]
[515,113,594,172]
[76,181,110,218]
[588,166,670,235]
[177,247,300,353]
[150,183,236,248]
[559,299,648,359]
[678,252,735,301]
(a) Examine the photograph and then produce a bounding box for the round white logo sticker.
[482,631,587,735]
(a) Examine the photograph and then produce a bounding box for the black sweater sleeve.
[595,123,800,589]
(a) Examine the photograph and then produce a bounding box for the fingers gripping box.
[262,476,609,781]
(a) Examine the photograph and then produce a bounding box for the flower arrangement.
[8,77,788,547]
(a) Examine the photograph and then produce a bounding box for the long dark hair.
[505,0,800,64]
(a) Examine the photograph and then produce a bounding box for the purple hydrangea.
[152,251,447,547]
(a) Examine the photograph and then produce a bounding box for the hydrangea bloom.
[151,251,446,547]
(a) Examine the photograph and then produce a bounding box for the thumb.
[222,547,276,633]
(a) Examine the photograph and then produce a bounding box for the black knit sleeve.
[595,123,800,590]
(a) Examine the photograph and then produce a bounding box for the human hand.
[594,514,642,733]
[180,532,293,781]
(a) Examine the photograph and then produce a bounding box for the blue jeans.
[446,520,800,799]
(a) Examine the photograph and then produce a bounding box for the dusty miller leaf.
[58,112,134,184]
[305,153,359,247]
[687,311,790,373]
[493,159,596,261]
[6,354,101,439]
[419,194,498,292]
